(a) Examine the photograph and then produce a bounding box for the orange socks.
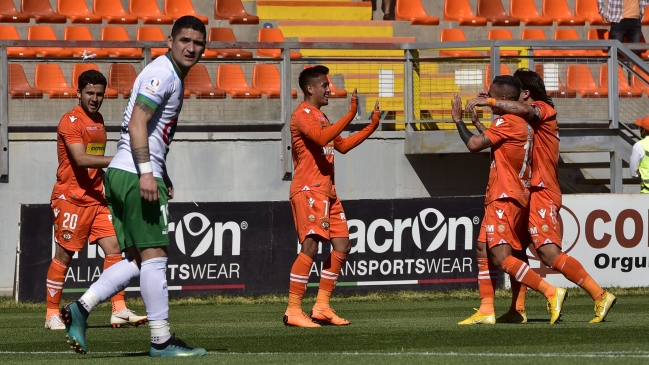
[315,250,347,308]
[509,276,528,313]
[46,258,67,318]
[104,254,127,313]
[477,257,497,314]
[288,252,313,310]
[552,253,605,301]
[501,255,556,300]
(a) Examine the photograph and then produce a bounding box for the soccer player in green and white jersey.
[61,16,207,358]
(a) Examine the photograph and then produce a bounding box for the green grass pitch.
[1,288,648,364]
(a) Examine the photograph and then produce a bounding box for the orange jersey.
[51,105,107,206]
[530,101,560,195]
[483,114,533,207]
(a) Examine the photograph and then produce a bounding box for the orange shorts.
[290,191,348,243]
[478,199,525,251]
[51,199,115,252]
[527,188,562,249]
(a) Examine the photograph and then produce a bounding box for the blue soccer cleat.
[150,335,206,358]
[61,302,88,355]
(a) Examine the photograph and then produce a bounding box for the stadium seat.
[35,64,78,98]
[130,0,173,24]
[0,0,30,22]
[214,0,259,24]
[395,0,439,25]
[216,64,262,99]
[102,26,143,58]
[164,0,208,24]
[9,64,43,98]
[599,64,642,97]
[510,0,553,25]
[94,0,138,24]
[485,64,511,90]
[21,0,66,23]
[252,64,297,99]
[554,29,593,56]
[57,0,102,24]
[566,64,606,97]
[185,64,226,99]
[257,28,302,58]
[631,65,649,96]
[477,0,520,26]
[575,0,607,25]
[303,65,347,98]
[543,0,586,25]
[586,28,609,56]
[488,29,519,57]
[108,63,137,98]
[643,5,649,25]
[443,0,488,26]
[64,26,110,58]
[0,25,36,57]
[137,27,169,59]
[203,27,253,58]
[532,63,576,98]
[521,29,556,56]
[28,26,74,58]
[71,64,119,99]
[439,29,483,57]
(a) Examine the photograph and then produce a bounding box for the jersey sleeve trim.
[135,94,160,112]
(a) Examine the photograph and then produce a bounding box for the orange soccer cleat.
[283,308,321,328]
[310,306,350,326]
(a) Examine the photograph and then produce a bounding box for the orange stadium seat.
[164,0,208,24]
[488,29,519,57]
[108,63,137,98]
[395,0,439,25]
[575,0,607,25]
[102,26,143,58]
[130,0,173,24]
[216,64,263,99]
[521,29,556,56]
[586,28,609,56]
[252,64,297,99]
[203,27,253,58]
[9,64,43,98]
[35,64,78,98]
[444,0,488,26]
[533,63,576,98]
[554,29,595,56]
[566,64,606,97]
[477,0,520,26]
[64,26,110,58]
[631,66,649,96]
[21,0,67,23]
[485,64,511,90]
[303,65,347,98]
[543,0,586,25]
[439,29,483,57]
[214,0,259,24]
[71,64,119,99]
[137,27,169,59]
[28,26,74,58]
[599,64,642,97]
[510,0,553,25]
[94,0,138,24]
[185,64,226,99]
[0,0,30,22]
[257,28,302,58]
[0,25,36,57]
[643,5,649,25]
[57,0,102,24]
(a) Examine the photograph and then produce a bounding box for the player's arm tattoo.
[456,119,476,146]
[135,100,155,116]
[474,122,487,134]
[132,146,150,164]
[496,101,518,111]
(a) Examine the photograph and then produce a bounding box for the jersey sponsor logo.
[497,224,506,232]
[485,225,495,233]
[340,213,346,221]
[529,226,538,235]
[308,214,315,222]
[538,209,546,219]
[496,209,504,219]
[86,143,106,156]
[170,212,242,257]
[86,126,99,131]
[322,146,335,155]
[303,108,310,114]
[68,116,77,123]
[495,118,505,126]
[542,224,549,232]
[146,77,162,93]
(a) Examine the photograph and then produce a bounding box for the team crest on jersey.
[496,209,504,219]
[319,217,330,230]
[146,78,161,93]
[61,229,73,242]
[542,224,549,232]
[497,224,505,232]
[538,209,546,218]
[68,116,77,123]
[308,214,316,222]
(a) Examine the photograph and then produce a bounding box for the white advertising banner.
[532,194,649,288]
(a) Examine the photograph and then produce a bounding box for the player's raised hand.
[372,100,380,123]
[470,106,486,132]
[466,97,490,111]
[477,91,489,98]
[451,94,463,123]
[349,88,358,111]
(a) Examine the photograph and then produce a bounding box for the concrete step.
[257,1,372,21]
[279,20,393,38]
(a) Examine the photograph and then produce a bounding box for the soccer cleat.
[110,308,148,328]
[150,335,206,358]
[590,292,617,323]
[283,309,321,328]
[61,302,88,355]
[547,287,568,324]
[310,306,350,326]
[45,315,66,330]
[496,310,528,324]
[458,309,496,325]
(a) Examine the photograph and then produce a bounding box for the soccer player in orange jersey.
[284,65,380,327]
[466,69,616,324]
[46,70,146,330]
[452,75,567,325]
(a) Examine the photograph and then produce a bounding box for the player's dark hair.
[77,69,107,91]
[171,15,206,39]
[492,75,521,101]
[514,68,555,108]
[299,65,329,93]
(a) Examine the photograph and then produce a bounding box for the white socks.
[80,259,140,313]
[140,257,170,344]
